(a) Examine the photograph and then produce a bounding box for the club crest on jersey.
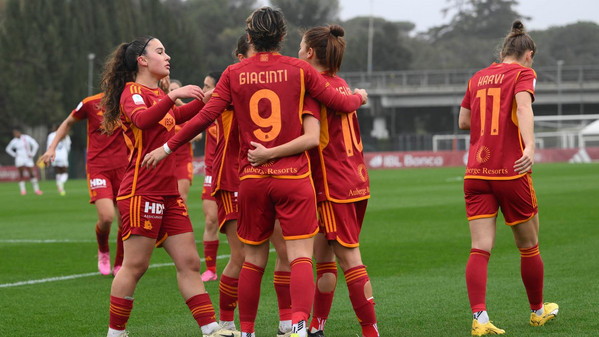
[89,178,107,189]
[132,94,145,105]
[159,114,176,131]
[144,201,164,215]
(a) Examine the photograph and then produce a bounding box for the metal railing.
[339,65,599,89]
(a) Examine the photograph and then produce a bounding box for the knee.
[317,272,337,293]
[179,254,202,274]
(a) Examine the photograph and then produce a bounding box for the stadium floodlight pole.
[367,0,373,77]
[556,59,564,128]
[88,53,96,97]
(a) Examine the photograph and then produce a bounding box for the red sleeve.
[123,94,175,129]
[172,99,205,124]
[71,100,87,120]
[303,64,362,113]
[302,95,321,121]
[167,69,231,152]
[461,80,472,110]
[515,68,536,102]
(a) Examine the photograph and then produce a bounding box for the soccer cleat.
[277,329,292,337]
[471,319,505,336]
[201,269,218,282]
[307,330,325,337]
[113,264,122,277]
[35,190,43,195]
[98,251,112,275]
[107,329,129,337]
[203,328,241,337]
[20,191,26,196]
[530,302,559,326]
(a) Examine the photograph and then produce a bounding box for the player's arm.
[39,115,78,165]
[5,140,16,157]
[248,115,320,167]
[305,64,366,113]
[458,107,471,130]
[172,99,205,124]
[29,136,39,157]
[514,91,535,174]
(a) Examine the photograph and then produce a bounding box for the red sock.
[520,244,544,310]
[96,224,110,253]
[274,270,292,321]
[290,257,315,324]
[309,262,337,332]
[239,262,265,333]
[109,295,133,330]
[186,293,217,328]
[203,240,219,272]
[345,265,378,337]
[219,274,239,321]
[114,229,124,267]
[466,249,490,313]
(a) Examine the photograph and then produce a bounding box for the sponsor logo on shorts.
[89,178,107,189]
[144,202,164,215]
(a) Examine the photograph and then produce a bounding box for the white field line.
[0,253,229,288]
[0,248,276,289]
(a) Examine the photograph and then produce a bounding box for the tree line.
[1,0,598,168]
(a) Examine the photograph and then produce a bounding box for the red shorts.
[117,195,193,247]
[318,199,368,248]
[237,177,318,245]
[201,175,215,201]
[464,174,538,226]
[87,167,126,204]
[174,159,194,182]
[214,190,238,233]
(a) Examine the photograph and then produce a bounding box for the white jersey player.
[5,129,42,195]
[46,128,71,195]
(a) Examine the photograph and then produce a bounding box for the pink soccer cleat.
[35,190,43,195]
[20,191,26,196]
[98,251,112,275]
[201,269,218,282]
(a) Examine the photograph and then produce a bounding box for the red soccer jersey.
[167,52,363,180]
[203,122,218,176]
[461,62,537,180]
[174,123,193,164]
[309,74,370,203]
[118,82,203,199]
[71,93,128,171]
[211,108,240,194]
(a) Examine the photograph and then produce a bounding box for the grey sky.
[337,0,599,33]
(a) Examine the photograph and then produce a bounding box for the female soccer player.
[6,129,42,195]
[100,36,237,337]
[200,71,221,283]
[458,21,558,336]
[251,24,379,337]
[40,93,127,276]
[142,7,367,337]
[46,124,71,195]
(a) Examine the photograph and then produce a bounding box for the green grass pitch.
[0,162,597,336]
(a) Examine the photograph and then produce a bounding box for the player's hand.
[247,141,271,166]
[38,150,55,166]
[514,147,534,174]
[354,88,368,105]
[202,89,214,104]
[168,85,205,102]
[142,146,169,169]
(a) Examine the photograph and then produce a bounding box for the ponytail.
[100,36,154,133]
[500,20,536,61]
[303,25,346,75]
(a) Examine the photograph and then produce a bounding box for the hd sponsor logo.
[89,178,107,189]
[144,202,164,215]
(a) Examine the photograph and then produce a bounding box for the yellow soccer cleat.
[530,302,559,326]
[471,319,505,336]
